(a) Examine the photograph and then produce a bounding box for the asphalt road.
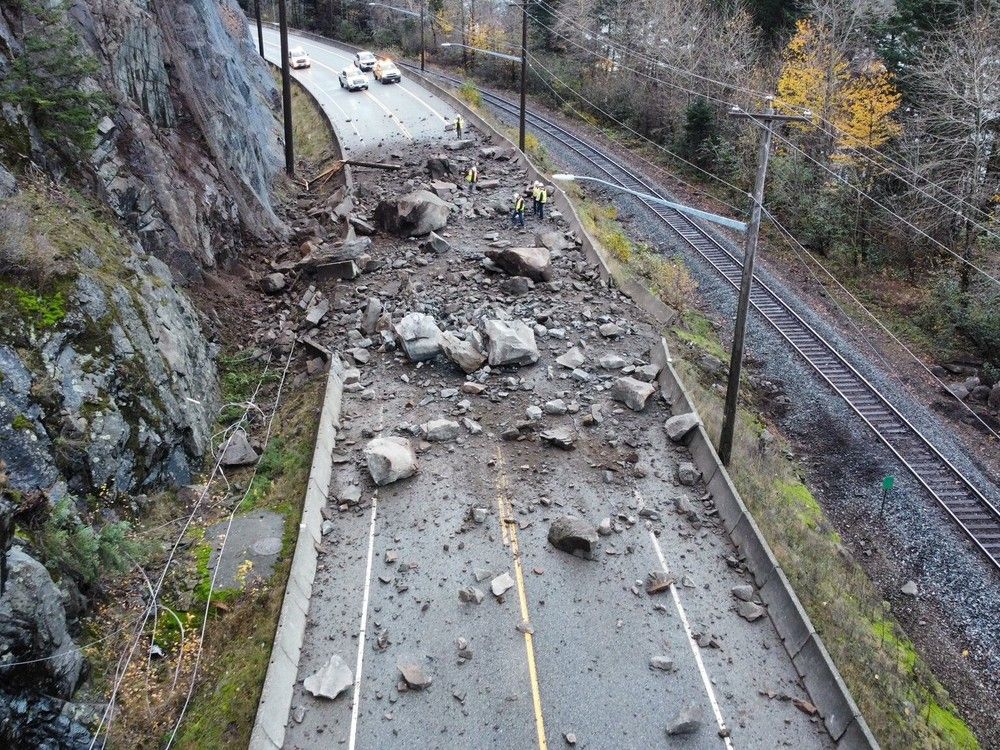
[261,27,458,152]
[264,28,833,750]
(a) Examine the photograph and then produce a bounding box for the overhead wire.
[762,206,1000,444]
[523,8,1000,287]
[164,341,297,748]
[529,0,1000,238]
[519,13,1000,437]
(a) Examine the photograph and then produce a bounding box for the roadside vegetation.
[574,192,978,748]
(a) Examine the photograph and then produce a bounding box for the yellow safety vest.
[467,168,477,183]
[515,196,525,211]
[531,186,540,200]
[539,188,548,204]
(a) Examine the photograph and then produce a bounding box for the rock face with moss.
[1,0,285,278]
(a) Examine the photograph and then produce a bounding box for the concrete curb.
[403,69,879,750]
[250,356,345,750]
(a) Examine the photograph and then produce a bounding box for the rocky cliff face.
[0,1,286,744]
[2,0,285,278]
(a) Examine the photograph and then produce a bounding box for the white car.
[339,65,369,92]
[373,59,402,84]
[354,50,377,71]
[288,46,310,69]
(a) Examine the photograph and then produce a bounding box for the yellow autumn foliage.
[776,18,901,157]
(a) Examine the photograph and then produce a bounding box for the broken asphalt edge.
[259,29,878,748]
[250,354,345,750]
[406,64,880,750]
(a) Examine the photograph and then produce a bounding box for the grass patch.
[672,309,728,362]
[218,351,281,423]
[10,413,32,431]
[271,70,337,166]
[4,284,66,328]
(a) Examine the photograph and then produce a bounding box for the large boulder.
[0,548,85,699]
[664,413,701,443]
[486,247,553,282]
[364,437,418,485]
[484,320,539,367]
[394,313,443,362]
[547,516,598,558]
[611,377,656,411]
[425,155,453,179]
[303,654,353,700]
[374,190,450,237]
[440,331,486,373]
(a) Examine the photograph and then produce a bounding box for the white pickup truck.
[288,46,310,69]
[338,65,369,92]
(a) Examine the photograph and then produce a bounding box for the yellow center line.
[495,447,548,750]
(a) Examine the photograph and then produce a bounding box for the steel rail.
[400,63,1000,569]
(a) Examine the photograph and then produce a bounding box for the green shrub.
[458,81,483,109]
[0,2,109,157]
[34,498,138,586]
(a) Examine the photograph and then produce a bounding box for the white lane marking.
[363,90,413,140]
[348,494,379,750]
[638,492,735,747]
[262,39,361,138]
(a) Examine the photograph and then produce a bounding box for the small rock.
[731,584,754,602]
[491,572,515,597]
[484,319,540,366]
[599,322,623,338]
[459,586,485,604]
[259,272,286,294]
[737,600,766,622]
[543,399,568,415]
[363,437,418,485]
[221,428,258,466]
[645,570,676,594]
[597,517,612,536]
[599,353,627,370]
[611,377,656,411]
[303,654,353,700]
[666,705,702,736]
[677,461,700,486]
[540,427,576,450]
[900,580,918,597]
[397,655,432,689]
[422,418,461,442]
[664,413,701,442]
[649,656,675,672]
[555,347,585,369]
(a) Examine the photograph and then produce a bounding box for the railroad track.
[404,64,1000,570]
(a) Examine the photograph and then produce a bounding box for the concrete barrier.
[794,633,865,741]
[250,357,346,750]
[760,566,815,657]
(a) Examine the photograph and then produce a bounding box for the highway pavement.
[261,27,458,152]
[264,28,834,750]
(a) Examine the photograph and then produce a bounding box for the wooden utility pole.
[254,0,265,57]
[420,0,426,71]
[718,98,809,466]
[518,0,527,152]
[277,0,295,176]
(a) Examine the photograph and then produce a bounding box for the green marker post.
[880,475,894,517]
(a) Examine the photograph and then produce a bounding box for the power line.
[523,10,1000,287]
[529,0,1000,239]
[165,341,297,748]
[767,128,1000,287]
[762,206,1000,444]
[523,48,746,207]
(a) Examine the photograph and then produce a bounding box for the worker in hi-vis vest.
[536,184,548,219]
[512,192,526,228]
[466,163,478,193]
[455,115,464,139]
